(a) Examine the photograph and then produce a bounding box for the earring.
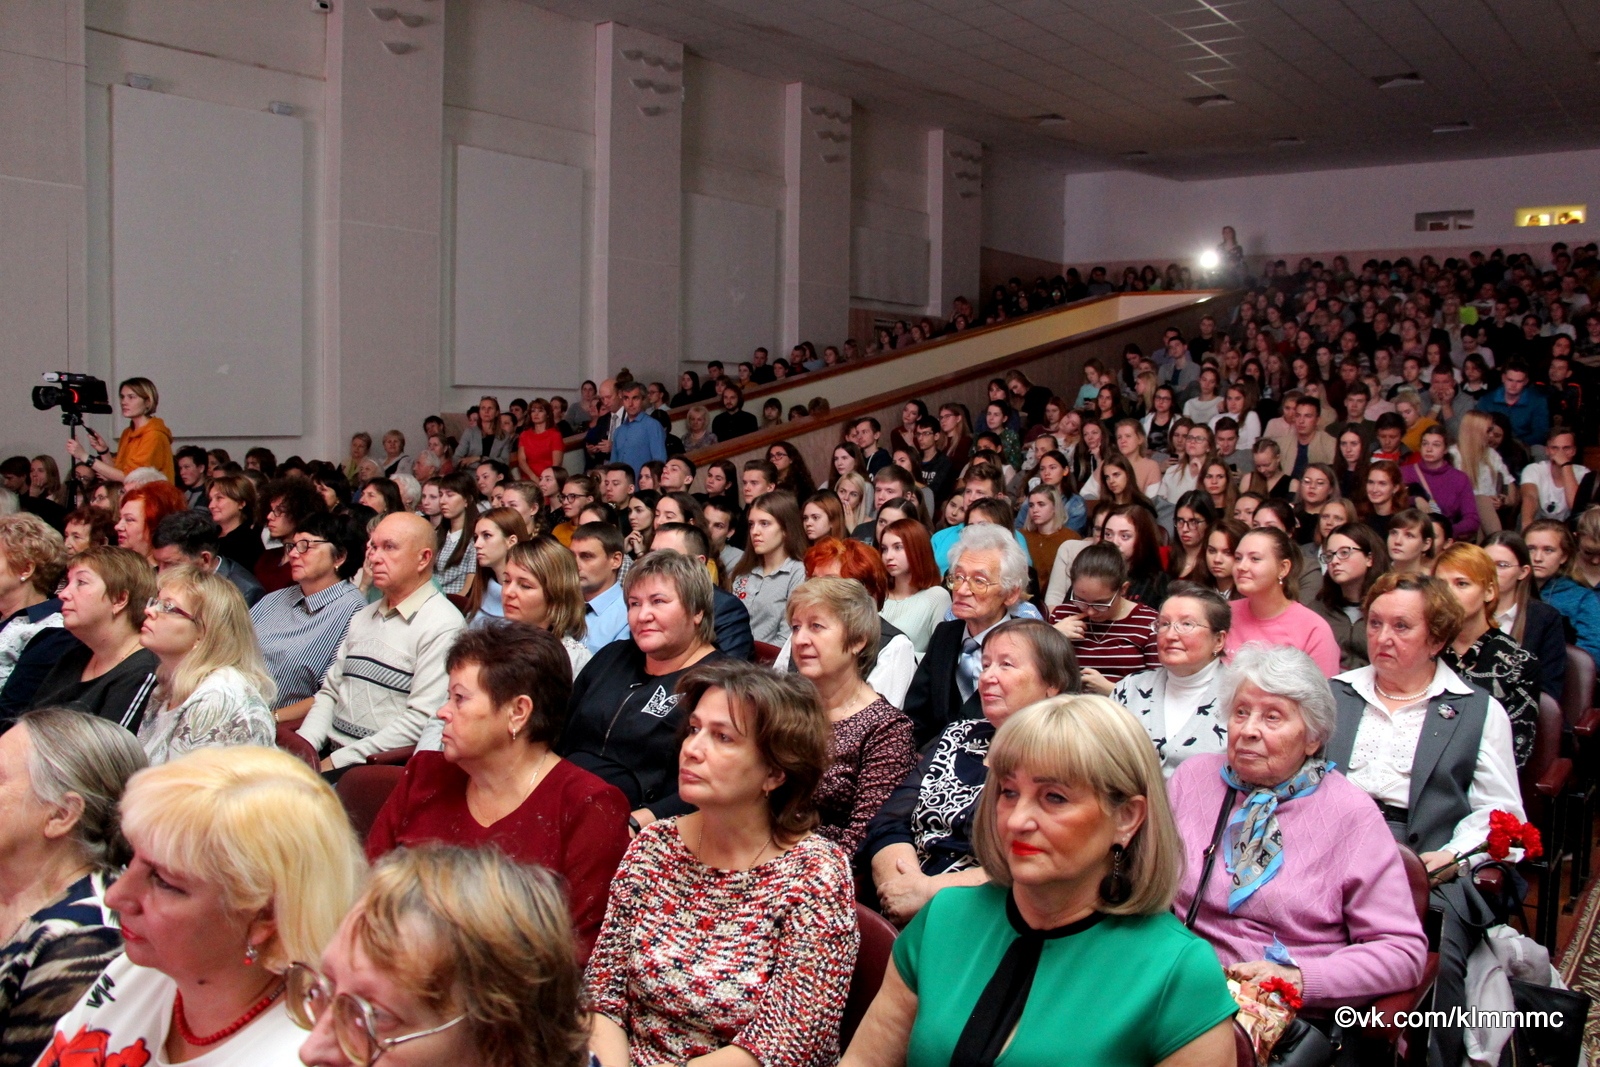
[1099,843,1131,905]
[244,943,259,966]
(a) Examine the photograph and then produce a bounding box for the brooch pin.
[1438,704,1458,720]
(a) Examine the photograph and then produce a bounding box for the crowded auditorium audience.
[6,241,1600,1066]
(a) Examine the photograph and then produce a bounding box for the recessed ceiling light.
[1270,136,1304,147]
[1185,94,1234,108]
[1030,113,1069,126]
[1431,120,1474,134]
[1375,72,1426,89]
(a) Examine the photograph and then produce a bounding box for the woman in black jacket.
[556,550,725,827]
[1484,531,1567,701]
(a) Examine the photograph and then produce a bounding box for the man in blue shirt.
[572,522,630,654]
[1476,362,1550,446]
[610,381,667,478]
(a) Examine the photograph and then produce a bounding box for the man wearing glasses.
[249,511,369,725]
[902,524,1029,747]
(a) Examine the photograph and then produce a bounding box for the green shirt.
[893,884,1235,1067]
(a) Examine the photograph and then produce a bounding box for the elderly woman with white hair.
[844,695,1237,1067]
[0,708,148,1066]
[901,523,1032,748]
[1169,643,1428,1012]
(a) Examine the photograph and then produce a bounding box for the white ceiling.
[527,0,1600,179]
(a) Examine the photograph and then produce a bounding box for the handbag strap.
[1185,785,1237,929]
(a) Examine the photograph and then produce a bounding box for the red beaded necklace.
[172,981,285,1047]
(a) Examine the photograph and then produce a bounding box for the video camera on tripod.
[32,372,112,429]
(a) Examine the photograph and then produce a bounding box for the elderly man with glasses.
[901,524,1029,747]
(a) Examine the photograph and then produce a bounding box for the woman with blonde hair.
[136,565,276,764]
[833,472,870,533]
[1021,483,1076,584]
[1450,411,1515,536]
[27,455,66,508]
[844,695,1235,1067]
[64,376,175,484]
[500,538,591,677]
[682,404,717,452]
[39,746,365,1066]
[293,845,592,1067]
[1436,542,1540,766]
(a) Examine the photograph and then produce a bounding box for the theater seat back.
[334,764,406,843]
[275,722,319,771]
[841,904,898,1047]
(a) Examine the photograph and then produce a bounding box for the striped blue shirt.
[250,580,368,705]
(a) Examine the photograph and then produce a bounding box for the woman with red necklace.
[37,747,364,1067]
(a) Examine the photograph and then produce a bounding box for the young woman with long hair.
[1483,531,1568,700]
[802,491,847,544]
[500,537,592,677]
[433,471,483,596]
[878,518,951,655]
[462,507,531,621]
[1524,519,1600,665]
[766,441,815,502]
[1201,459,1237,518]
[1092,454,1158,518]
[1384,507,1435,576]
[1140,384,1178,456]
[1333,428,1370,500]
[1110,418,1161,496]
[1215,381,1262,452]
[1358,460,1406,539]
[1100,503,1168,607]
[833,473,869,532]
[828,442,868,489]
[1021,484,1077,586]
[1225,526,1340,675]
[1450,410,1516,536]
[1197,518,1247,598]
[1292,463,1339,545]
[730,491,809,645]
[1167,492,1216,582]
[1314,521,1387,670]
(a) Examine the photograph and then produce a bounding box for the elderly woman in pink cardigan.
[1169,642,1428,1008]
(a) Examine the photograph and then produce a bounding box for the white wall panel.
[452,145,583,387]
[110,85,303,437]
[851,226,929,307]
[682,192,778,364]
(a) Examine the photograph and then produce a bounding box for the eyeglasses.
[1174,517,1206,529]
[145,597,197,623]
[285,963,466,1066]
[1070,594,1119,611]
[1326,546,1369,561]
[945,572,998,594]
[559,493,589,503]
[286,538,332,556]
[1155,619,1212,635]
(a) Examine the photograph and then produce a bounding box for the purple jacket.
[1170,754,1428,1007]
[1403,459,1480,536]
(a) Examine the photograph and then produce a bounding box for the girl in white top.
[1211,382,1262,452]
[1155,424,1215,503]
[43,747,364,1067]
[1181,365,1225,425]
[1449,411,1517,535]
[878,519,951,653]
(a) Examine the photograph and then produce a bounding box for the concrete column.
[926,130,982,320]
[593,22,683,384]
[321,0,444,450]
[782,83,852,351]
[1,0,87,455]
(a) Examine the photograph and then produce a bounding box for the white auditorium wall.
[850,107,931,314]
[1061,149,1600,267]
[982,152,1067,264]
[22,0,999,461]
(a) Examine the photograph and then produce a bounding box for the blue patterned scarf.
[1219,758,1332,912]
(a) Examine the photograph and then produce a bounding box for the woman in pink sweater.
[1169,643,1428,1007]
[1225,527,1341,676]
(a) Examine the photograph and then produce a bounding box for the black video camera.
[33,372,112,427]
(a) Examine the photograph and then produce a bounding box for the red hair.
[802,537,889,607]
[122,481,189,533]
[880,518,941,593]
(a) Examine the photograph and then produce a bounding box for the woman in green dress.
[842,694,1237,1067]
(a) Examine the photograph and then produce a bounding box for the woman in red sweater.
[516,398,566,480]
[365,620,630,962]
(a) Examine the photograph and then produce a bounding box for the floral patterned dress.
[137,667,275,765]
[584,820,858,1067]
[1441,627,1538,767]
[813,697,917,857]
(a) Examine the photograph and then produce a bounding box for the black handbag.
[1188,787,1335,1067]
[1508,977,1590,1067]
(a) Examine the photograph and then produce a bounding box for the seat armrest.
[1365,955,1440,1045]
[1536,757,1573,799]
[365,746,415,766]
[1574,708,1600,739]
[1473,865,1505,897]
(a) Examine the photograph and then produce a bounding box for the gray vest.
[1326,677,1491,854]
